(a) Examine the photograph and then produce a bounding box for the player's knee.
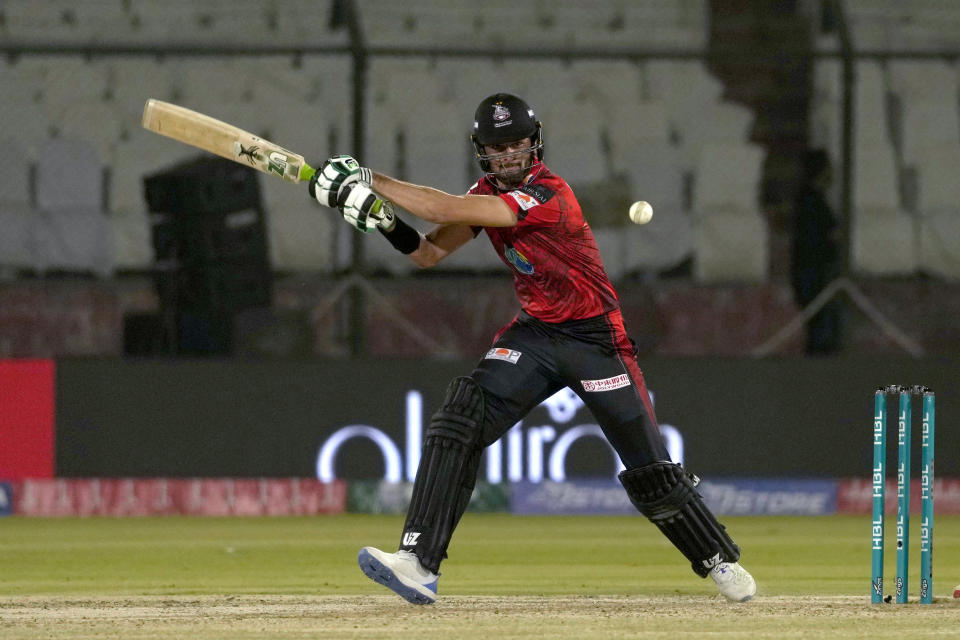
[619,461,740,577]
[426,376,485,448]
[618,461,697,519]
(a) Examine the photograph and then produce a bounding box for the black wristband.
[378,216,421,254]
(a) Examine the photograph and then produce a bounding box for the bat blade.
[141,99,315,183]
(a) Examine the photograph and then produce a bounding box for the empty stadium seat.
[621,206,694,275]
[3,0,126,41]
[36,139,103,211]
[540,100,608,184]
[847,2,960,52]
[592,228,627,282]
[35,208,114,275]
[621,0,708,48]
[851,208,917,276]
[0,138,35,273]
[854,61,890,144]
[617,142,685,212]
[129,0,335,45]
[573,60,645,113]
[32,139,112,275]
[105,58,181,155]
[271,2,350,47]
[916,146,960,211]
[692,209,769,283]
[692,143,764,211]
[109,206,154,273]
[807,60,843,158]
[357,0,497,49]
[888,61,959,99]
[644,61,725,116]
[606,103,672,165]
[433,59,504,105]
[179,59,257,111]
[0,138,31,209]
[0,59,53,157]
[899,100,960,167]
[918,211,960,279]
[405,100,472,195]
[853,143,900,210]
[0,209,35,274]
[644,60,727,169]
[261,177,334,272]
[686,102,755,149]
[109,134,195,271]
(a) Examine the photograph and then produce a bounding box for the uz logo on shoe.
[402,532,421,546]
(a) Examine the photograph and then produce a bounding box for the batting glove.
[308,155,373,208]
[338,182,396,233]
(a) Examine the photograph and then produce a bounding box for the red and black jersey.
[469,164,619,323]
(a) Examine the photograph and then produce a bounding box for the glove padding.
[338,182,396,233]
[308,155,373,208]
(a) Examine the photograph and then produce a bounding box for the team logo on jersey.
[504,245,534,275]
[485,347,522,364]
[581,374,631,392]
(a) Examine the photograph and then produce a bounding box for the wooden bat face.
[141,99,316,183]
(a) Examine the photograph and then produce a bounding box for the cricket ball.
[628,200,653,225]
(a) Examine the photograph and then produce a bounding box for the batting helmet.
[470,93,544,174]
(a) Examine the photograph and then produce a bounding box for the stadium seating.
[691,143,768,282]
[918,212,960,279]
[845,1,960,51]
[809,55,960,278]
[2,0,958,286]
[35,139,113,275]
[109,133,193,272]
[914,146,960,278]
[851,207,918,276]
[0,138,35,274]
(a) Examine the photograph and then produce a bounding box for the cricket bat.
[141,98,316,183]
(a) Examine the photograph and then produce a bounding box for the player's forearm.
[407,239,446,268]
[372,172,515,227]
[372,172,464,223]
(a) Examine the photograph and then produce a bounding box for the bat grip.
[299,163,316,183]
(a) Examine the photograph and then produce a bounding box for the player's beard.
[491,152,534,189]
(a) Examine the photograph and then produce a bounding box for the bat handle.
[299,162,316,183]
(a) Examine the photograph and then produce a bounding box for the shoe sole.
[718,587,756,603]
[358,549,436,605]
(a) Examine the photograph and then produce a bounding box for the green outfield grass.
[1,514,959,639]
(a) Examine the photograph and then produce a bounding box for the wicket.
[871,385,935,604]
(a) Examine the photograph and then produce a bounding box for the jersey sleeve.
[497,183,561,227]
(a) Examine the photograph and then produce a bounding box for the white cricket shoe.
[710,562,757,602]
[358,547,439,605]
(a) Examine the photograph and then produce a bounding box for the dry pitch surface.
[4,594,960,639]
[2,515,959,639]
